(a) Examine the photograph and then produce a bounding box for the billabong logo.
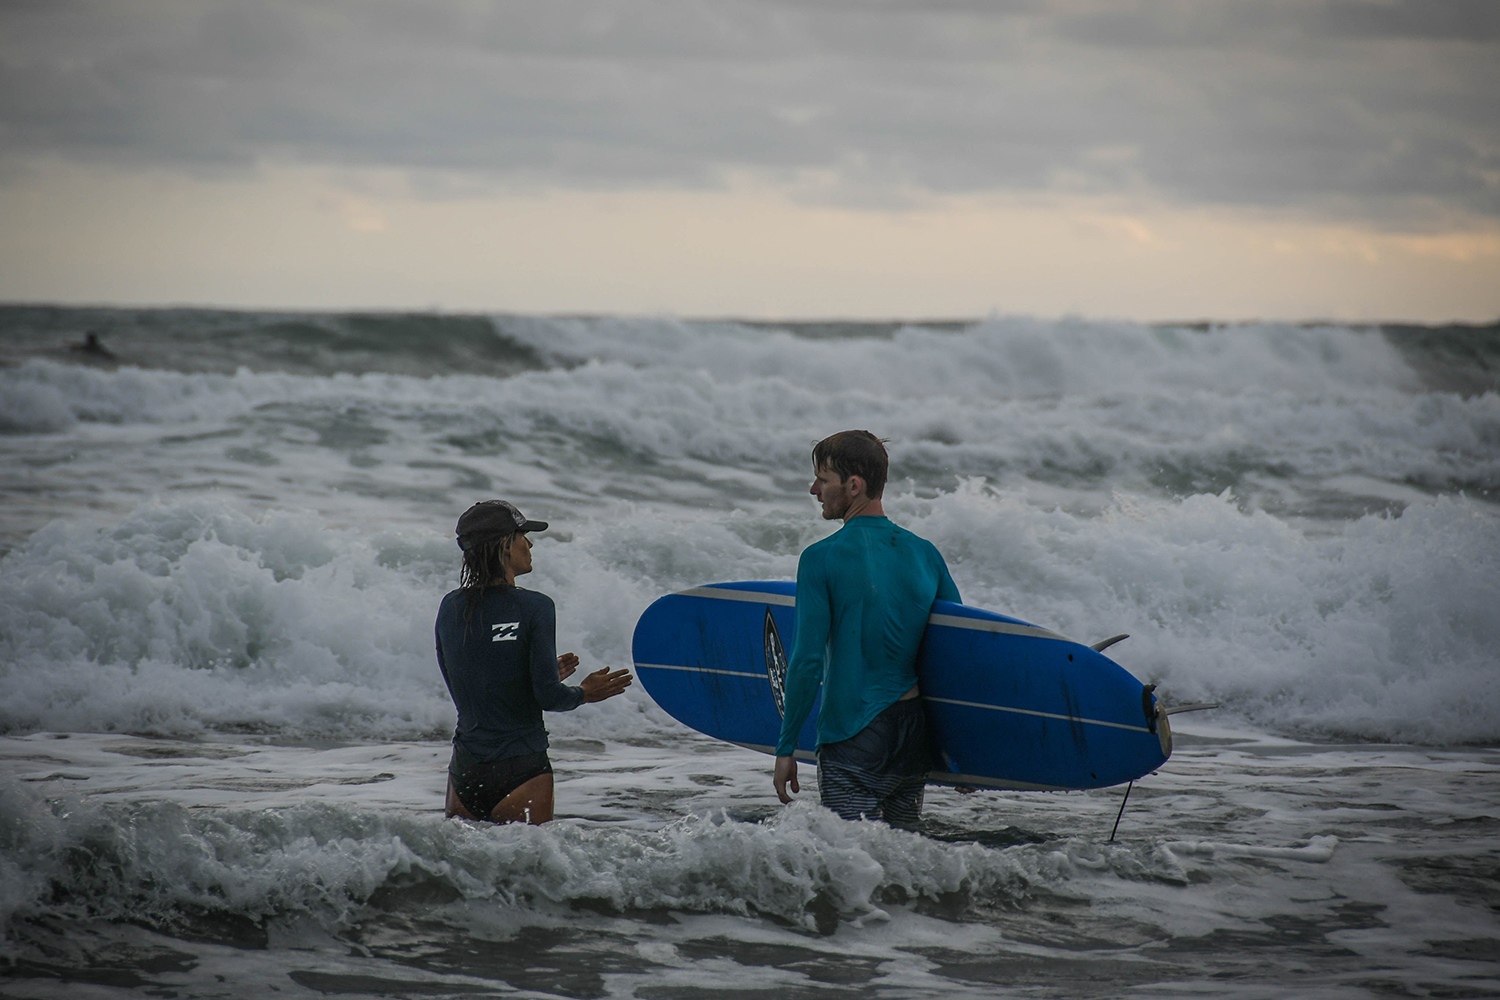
[491,622,520,642]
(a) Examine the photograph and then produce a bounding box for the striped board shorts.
[816,697,932,829]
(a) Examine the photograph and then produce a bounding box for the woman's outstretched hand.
[557,652,580,681]
[579,666,633,703]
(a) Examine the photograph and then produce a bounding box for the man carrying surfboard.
[436,499,633,824]
[773,431,960,827]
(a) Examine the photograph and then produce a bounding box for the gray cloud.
[1,0,1496,226]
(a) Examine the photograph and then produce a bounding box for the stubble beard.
[820,490,848,520]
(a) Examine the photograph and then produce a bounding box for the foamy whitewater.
[1,306,1497,998]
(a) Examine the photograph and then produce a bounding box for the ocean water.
[1,305,1497,998]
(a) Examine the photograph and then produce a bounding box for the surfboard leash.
[1108,780,1134,843]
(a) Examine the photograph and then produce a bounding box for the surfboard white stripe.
[636,662,763,679]
[925,696,1151,734]
[926,613,1068,642]
[678,587,797,606]
[678,588,1072,642]
[637,663,1148,735]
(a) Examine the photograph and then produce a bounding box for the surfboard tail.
[1142,683,1172,759]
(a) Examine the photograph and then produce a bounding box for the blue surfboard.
[631,581,1171,791]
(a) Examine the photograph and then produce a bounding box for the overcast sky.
[2,0,1497,321]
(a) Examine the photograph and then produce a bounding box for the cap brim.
[518,519,548,532]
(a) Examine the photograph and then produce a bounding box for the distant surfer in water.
[773,430,960,828]
[71,330,118,361]
[436,500,632,824]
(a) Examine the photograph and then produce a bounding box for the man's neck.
[842,497,885,522]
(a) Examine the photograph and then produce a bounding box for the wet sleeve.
[776,547,828,757]
[528,596,586,712]
[935,552,960,604]
[434,618,453,699]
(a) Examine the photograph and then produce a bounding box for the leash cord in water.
[1108,780,1134,842]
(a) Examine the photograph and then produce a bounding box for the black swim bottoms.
[448,745,552,820]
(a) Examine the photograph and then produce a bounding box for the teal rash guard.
[774,515,960,758]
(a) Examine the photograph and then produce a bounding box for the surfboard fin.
[763,608,788,718]
[1141,684,1173,758]
[1090,633,1129,652]
[1164,702,1220,715]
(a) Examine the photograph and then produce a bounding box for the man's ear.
[846,474,866,498]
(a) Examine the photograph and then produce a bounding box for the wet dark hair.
[460,533,515,590]
[459,532,518,623]
[812,430,889,499]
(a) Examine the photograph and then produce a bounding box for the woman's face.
[505,532,534,578]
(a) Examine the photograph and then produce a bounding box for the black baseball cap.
[455,500,548,550]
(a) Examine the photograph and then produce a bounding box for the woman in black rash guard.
[436,500,632,824]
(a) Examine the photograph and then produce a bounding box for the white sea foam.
[1,487,1495,745]
[505,316,1426,399]
[0,360,302,432]
[1,315,1496,909]
[0,770,1288,939]
[0,500,456,738]
[5,729,1493,994]
[5,320,1494,528]
[902,485,1500,744]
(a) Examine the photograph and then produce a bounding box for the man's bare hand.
[579,666,633,703]
[556,652,579,681]
[773,755,800,803]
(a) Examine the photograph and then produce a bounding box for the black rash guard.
[435,585,585,761]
